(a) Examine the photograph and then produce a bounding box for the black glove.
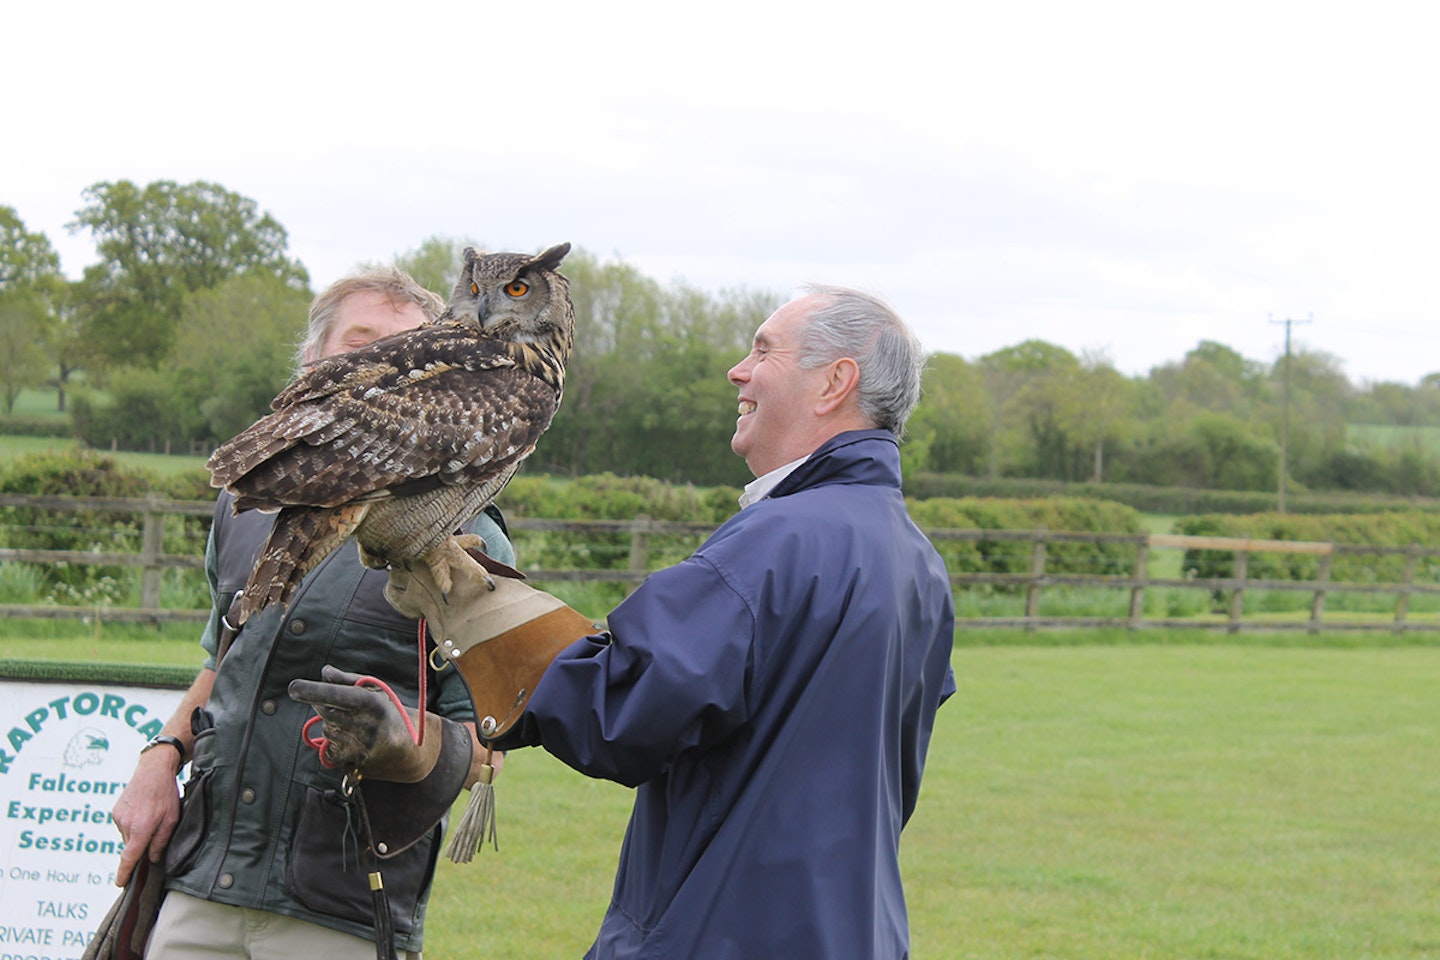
[289,666,448,783]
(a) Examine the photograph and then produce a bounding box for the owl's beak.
[473,295,493,329]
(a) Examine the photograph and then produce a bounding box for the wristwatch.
[140,734,188,764]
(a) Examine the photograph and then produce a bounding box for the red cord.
[416,617,427,748]
[299,617,430,766]
[301,673,423,767]
[302,715,337,767]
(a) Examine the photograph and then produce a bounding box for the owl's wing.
[208,328,559,511]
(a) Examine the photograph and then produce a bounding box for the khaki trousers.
[146,891,419,960]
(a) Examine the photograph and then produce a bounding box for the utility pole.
[1269,314,1312,513]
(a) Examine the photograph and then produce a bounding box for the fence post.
[627,514,651,596]
[1308,551,1332,635]
[1024,529,1047,631]
[1227,550,1248,635]
[1394,543,1421,633]
[140,493,164,610]
[1128,540,1149,630]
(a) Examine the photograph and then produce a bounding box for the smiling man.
[316,283,957,959]
[727,289,901,503]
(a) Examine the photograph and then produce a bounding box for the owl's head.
[447,243,574,347]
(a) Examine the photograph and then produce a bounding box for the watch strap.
[141,734,187,763]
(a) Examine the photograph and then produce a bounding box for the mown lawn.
[419,644,1440,959]
[4,634,1436,958]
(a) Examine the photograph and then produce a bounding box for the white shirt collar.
[738,455,809,509]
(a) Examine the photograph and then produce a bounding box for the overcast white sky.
[4,0,1436,385]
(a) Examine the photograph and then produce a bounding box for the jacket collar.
[766,429,902,501]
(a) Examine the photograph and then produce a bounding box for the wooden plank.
[1227,550,1248,634]
[0,493,216,516]
[1395,543,1422,631]
[1148,533,1333,555]
[0,548,203,568]
[1309,552,1332,634]
[1128,542,1149,628]
[0,604,210,622]
[1024,536,1046,626]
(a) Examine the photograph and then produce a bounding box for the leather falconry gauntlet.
[384,551,599,740]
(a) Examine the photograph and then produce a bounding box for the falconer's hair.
[795,284,927,436]
[294,267,446,374]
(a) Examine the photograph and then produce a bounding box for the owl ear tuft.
[463,247,480,264]
[529,243,571,272]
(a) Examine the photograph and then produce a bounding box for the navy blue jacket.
[509,430,956,959]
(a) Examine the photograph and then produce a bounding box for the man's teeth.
[738,401,756,416]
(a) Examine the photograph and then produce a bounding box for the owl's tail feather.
[236,504,369,625]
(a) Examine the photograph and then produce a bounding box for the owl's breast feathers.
[206,323,563,514]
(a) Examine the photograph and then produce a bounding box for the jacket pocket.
[286,785,436,936]
[165,766,214,876]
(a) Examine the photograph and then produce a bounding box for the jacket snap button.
[218,873,234,889]
[288,619,306,636]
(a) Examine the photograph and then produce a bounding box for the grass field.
[7,386,71,421]
[426,645,1440,959]
[1348,423,1440,453]
[3,633,1436,958]
[0,433,210,477]
[4,385,205,477]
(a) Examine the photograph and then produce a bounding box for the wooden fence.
[1,494,1437,634]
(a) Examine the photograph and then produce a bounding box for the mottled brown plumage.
[207,243,573,624]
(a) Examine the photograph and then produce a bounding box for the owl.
[207,243,574,624]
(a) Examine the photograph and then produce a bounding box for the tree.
[977,354,1027,481]
[907,353,988,475]
[1151,340,1269,419]
[176,273,313,441]
[46,282,87,412]
[1273,348,1352,490]
[0,287,53,412]
[71,273,312,453]
[68,180,309,369]
[0,206,61,287]
[1061,350,1138,483]
[981,341,1083,481]
[0,207,64,412]
[1189,413,1280,490]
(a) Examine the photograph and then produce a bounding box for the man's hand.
[111,749,183,887]
[289,666,446,783]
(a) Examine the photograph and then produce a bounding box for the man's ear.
[816,357,860,416]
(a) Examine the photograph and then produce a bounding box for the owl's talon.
[453,532,488,556]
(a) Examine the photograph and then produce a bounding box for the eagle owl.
[207,243,574,624]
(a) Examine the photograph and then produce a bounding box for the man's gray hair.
[294,267,446,374]
[795,284,926,436]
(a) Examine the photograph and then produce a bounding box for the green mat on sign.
[0,659,194,689]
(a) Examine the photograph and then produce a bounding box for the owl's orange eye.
[470,282,480,296]
[505,280,530,298]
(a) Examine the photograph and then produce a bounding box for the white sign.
[0,679,185,959]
